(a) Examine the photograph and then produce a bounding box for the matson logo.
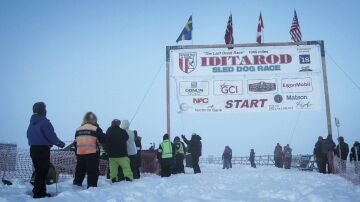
[201,54,292,66]
[286,95,308,100]
[225,99,268,109]
[281,78,313,93]
[214,80,243,95]
[193,98,209,104]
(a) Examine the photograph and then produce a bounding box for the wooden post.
[319,41,333,136]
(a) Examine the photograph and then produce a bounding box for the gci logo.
[220,84,239,94]
[214,80,243,95]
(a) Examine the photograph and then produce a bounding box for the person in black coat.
[314,136,326,173]
[104,119,133,182]
[322,134,336,173]
[249,149,256,168]
[181,133,202,174]
[335,136,349,171]
[134,130,142,179]
[350,141,360,163]
[335,136,349,160]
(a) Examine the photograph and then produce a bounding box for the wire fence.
[0,144,108,180]
[199,154,316,169]
[200,154,360,184]
[1,144,359,185]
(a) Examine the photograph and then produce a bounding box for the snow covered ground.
[1,164,359,202]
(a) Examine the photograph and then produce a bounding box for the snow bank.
[1,165,359,202]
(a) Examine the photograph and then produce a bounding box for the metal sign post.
[335,117,341,160]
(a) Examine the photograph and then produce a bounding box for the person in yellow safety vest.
[157,134,175,177]
[73,112,105,188]
[173,136,186,174]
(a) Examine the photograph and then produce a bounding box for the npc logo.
[179,52,197,74]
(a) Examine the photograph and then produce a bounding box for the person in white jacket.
[120,120,137,178]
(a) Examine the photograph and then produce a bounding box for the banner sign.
[169,43,324,113]
[172,44,321,76]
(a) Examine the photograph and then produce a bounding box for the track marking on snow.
[0,165,359,202]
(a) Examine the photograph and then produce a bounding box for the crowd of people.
[221,144,293,170]
[26,102,202,198]
[157,133,202,177]
[273,143,293,169]
[26,102,360,199]
[313,134,359,174]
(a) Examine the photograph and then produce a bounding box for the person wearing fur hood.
[120,120,137,178]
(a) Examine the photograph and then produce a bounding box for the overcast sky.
[0,0,359,156]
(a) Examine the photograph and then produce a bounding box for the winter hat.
[33,102,46,116]
[174,136,180,142]
[163,134,169,140]
[111,119,121,126]
[83,112,98,125]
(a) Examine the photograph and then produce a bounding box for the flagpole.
[191,13,194,45]
[262,12,264,43]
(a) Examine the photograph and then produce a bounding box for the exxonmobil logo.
[200,54,292,67]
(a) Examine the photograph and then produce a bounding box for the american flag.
[290,10,302,42]
[224,14,234,49]
[256,12,264,44]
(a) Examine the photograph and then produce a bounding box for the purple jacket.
[27,114,60,146]
[223,146,232,158]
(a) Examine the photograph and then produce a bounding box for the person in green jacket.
[157,134,175,177]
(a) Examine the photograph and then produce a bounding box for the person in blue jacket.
[27,102,65,198]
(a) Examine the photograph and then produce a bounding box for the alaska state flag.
[176,16,192,43]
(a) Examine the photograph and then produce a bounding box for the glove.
[56,140,65,148]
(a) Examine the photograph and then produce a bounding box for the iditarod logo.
[179,52,197,74]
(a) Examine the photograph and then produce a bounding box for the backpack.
[30,163,59,185]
